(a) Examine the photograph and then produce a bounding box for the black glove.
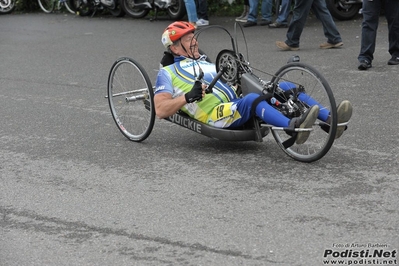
[185,80,203,103]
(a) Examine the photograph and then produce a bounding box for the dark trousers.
[358,0,399,62]
[285,0,342,47]
[195,0,208,20]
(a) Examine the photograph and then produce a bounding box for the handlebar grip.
[205,65,226,94]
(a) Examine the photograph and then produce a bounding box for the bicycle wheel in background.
[58,0,75,14]
[38,0,55,13]
[107,57,155,142]
[270,62,337,163]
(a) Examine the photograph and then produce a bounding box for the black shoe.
[259,19,272,26]
[243,21,257,27]
[388,56,399,65]
[269,22,288,28]
[358,60,371,70]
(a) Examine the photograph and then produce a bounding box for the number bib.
[207,102,241,128]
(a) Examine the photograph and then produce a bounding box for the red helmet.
[161,21,196,49]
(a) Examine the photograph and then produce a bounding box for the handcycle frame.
[107,24,345,162]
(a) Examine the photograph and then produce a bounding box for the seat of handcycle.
[160,51,269,142]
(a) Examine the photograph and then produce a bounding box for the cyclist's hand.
[185,81,204,103]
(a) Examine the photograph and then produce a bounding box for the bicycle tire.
[270,62,337,163]
[38,0,55,13]
[107,57,155,142]
[60,0,75,13]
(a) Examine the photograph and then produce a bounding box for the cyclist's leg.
[279,81,330,121]
[229,93,290,128]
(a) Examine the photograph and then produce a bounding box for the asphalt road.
[1,11,398,266]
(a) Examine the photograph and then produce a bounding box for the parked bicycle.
[0,0,15,14]
[38,0,75,13]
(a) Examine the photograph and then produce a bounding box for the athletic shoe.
[259,19,272,26]
[276,41,299,51]
[319,42,343,49]
[288,105,320,145]
[196,19,209,27]
[243,21,257,27]
[335,100,353,139]
[358,59,372,70]
[268,22,288,28]
[388,56,399,65]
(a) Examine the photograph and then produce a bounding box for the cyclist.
[154,21,352,144]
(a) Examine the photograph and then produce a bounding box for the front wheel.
[270,62,337,163]
[107,57,155,142]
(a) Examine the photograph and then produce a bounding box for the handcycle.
[106,24,346,163]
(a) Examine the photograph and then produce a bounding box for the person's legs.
[357,0,380,63]
[279,81,352,139]
[184,0,198,24]
[247,0,259,22]
[285,0,312,47]
[196,0,208,20]
[276,0,291,24]
[311,0,342,44]
[228,93,320,144]
[260,0,273,22]
[229,93,290,128]
[384,0,399,60]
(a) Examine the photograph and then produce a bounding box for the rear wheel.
[107,57,155,142]
[270,62,337,162]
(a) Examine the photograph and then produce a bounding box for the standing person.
[236,0,250,23]
[357,0,399,70]
[269,0,292,28]
[243,0,273,27]
[195,0,209,26]
[275,0,343,50]
[184,0,198,27]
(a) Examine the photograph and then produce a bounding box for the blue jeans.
[276,0,292,24]
[285,0,342,48]
[184,0,198,23]
[247,0,273,23]
[358,0,399,62]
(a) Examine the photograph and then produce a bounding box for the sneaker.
[236,17,248,23]
[335,100,352,139]
[243,20,257,27]
[288,105,320,144]
[259,19,272,26]
[276,41,299,51]
[269,22,288,28]
[196,19,209,27]
[388,56,399,65]
[358,59,372,70]
[319,41,343,49]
